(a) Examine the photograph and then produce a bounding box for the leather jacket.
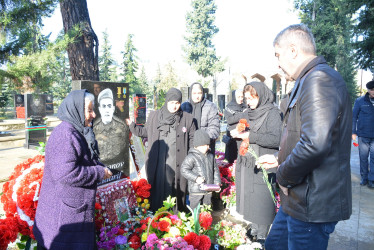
[277,56,352,223]
[181,148,221,194]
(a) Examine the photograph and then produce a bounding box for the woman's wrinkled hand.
[103,167,113,179]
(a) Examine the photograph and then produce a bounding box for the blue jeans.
[265,206,337,250]
[358,137,374,181]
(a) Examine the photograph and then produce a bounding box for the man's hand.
[257,154,279,169]
[352,134,357,141]
[103,167,113,179]
[196,176,205,184]
[279,184,288,196]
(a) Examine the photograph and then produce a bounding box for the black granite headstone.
[45,94,54,115]
[133,94,146,126]
[25,94,47,148]
[14,94,24,107]
[218,95,225,111]
[206,94,213,102]
[72,80,130,184]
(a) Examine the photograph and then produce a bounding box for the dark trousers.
[265,206,337,250]
[189,193,212,210]
[358,137,374,181]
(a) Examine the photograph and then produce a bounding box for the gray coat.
[129,110,196,211]
[181,148,221,194]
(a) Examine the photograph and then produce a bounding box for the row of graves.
[0,81,261,250]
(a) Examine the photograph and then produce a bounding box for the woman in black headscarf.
[182,82,220,153]
[127,88,196,212]
[224,89,246,163]
[231,82,282,244]
[34,90,112,249]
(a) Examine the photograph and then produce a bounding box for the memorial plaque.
[25,94,47,148]
[206,94,213,102]
[218,95,225,111]
[72,80,130,184]
[181,87,189,103]
[133,94,146,126]
[45,94,54,115]
[14,94,25,118]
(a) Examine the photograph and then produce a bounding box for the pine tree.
[294,0,359,104]
[183,0,224,102]
[347,0,374,71]
[121,34,139,95]
[99,30,117,82]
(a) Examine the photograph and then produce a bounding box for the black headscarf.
[189,82,206,129]
[57,89,100,160]
[245,82,276,131]
[226,90,246,113]
[158,88,182,136]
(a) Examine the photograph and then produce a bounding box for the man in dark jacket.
[352,80,374,188]
[258,24,352,250]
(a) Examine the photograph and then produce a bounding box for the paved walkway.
[0,143,373,249]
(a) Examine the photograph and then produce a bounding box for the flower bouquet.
[214,220,247,249]
[0,154,45,249]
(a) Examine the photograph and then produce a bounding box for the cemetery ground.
[0,120,373,249]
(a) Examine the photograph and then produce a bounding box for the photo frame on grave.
[25,94,47,148]
[96,178,137,224]
[72,81,130,184]
[45,94,54,115]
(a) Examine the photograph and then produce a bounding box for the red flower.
[199,212,213,230]
[128,233,141,249]
[239,139,249,156]
[184,232,200,249]
[198,235,211,250]
[218,230,225,237]
[353,142,359,147]
[95,202,102,210]
[239,119,249,127]
[237,123,246,133]
[117,228,125,235]
[157,220,171,232]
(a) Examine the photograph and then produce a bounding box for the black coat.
[277,56,352,222]
[129,111,196,212]
[180,148,221,194]
[236,108,282,225]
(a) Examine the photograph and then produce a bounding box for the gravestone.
[25,94,47,148]
[45,94,54,115]
[133,94,146,126]
[181,87,189,103]
[206,94,213,102]
[72,80,130,185]
[14,94,25,118]
[218,95,225,111]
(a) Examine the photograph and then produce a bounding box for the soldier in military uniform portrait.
[93,88,129,174]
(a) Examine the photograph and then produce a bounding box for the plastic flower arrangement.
[131,178,151,210]
[214,220,247,249]
[0,154,45,249]
[143,234,194,249]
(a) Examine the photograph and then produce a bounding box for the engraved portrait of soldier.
[27,94,46,118]
[93,88,129,174]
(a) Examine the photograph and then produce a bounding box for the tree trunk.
[60,0,99,81]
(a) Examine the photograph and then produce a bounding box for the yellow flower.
[136,197,142,203]
[145,204,150,209]
[141,203,146,208]
[141,232,148,242]
[143,199,149,204]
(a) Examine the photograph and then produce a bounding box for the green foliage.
[99,30,118,82]
[0,0,58,64]
[121,34,139,94]
[294,0,359,105]
[183,0,224,78]
[348,0,374,71]
[50,53,72,103]
[138,66,153,105]
[36,142,46,155]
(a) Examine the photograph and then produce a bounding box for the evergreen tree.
[99,30,117,82]
[294,0,358,104]
[153,64,162,109]
[51,53,72,104]
[138,66,152,103]
[183,0,224,102]
[121,34,139,94]
[347,0,374,71]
